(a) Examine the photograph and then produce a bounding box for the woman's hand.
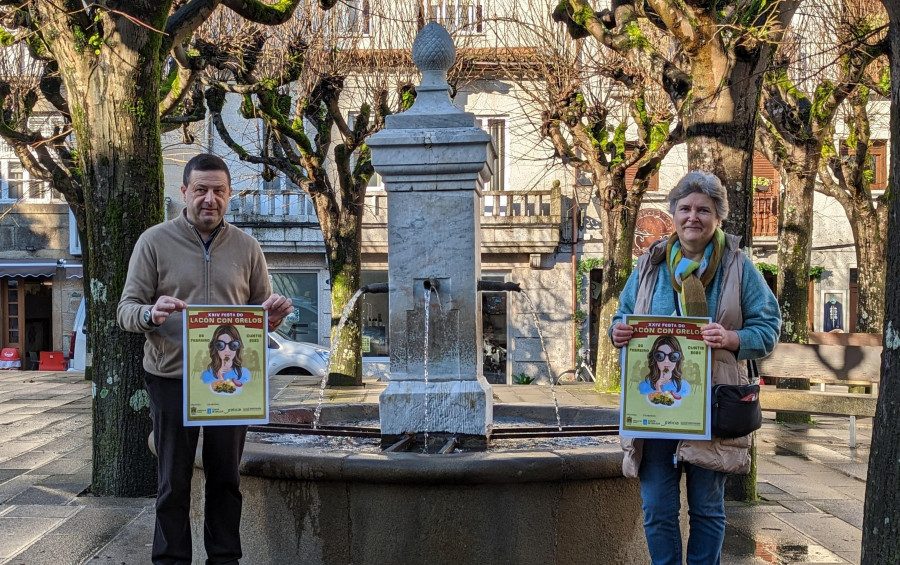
[611,322,634,348]
[701,323,739,351]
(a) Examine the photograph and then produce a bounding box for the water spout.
[478,280,522,293]
[360,282,389,294]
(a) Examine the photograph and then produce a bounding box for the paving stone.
[779,512,862,553]
[4,482,85,506]
[31,458,90,476]
[3,504,81,518]
[765,474,852,501]
[0,450,64,470]
[0,474,50,505]
[0,515,65,559]
[10,506,143,565]
[83,506,155,563]
[0,468,26,484]
[812,499,864,530]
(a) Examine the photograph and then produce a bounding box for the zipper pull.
[673,453,679,468]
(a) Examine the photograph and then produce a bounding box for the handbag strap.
[746,358,760,385]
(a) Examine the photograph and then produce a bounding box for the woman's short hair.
[668,171,729,220]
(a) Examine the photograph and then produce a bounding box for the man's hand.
[263,294,294,330]
[151,296,187,326]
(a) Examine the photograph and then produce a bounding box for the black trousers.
[145,372,248,565]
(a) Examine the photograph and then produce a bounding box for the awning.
[0,260,58,278]
[65,265,83,279]
[0,260,84,278]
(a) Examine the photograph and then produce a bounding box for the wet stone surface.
[252,417,619,453]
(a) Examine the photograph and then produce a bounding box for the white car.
[267,331,330,377]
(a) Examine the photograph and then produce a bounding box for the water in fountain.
[421,285,432,451]
[313,287,365,428]
[521,292,562,431]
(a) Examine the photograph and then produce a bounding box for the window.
[1,161,53,202]
[840,139,887,191]
[340,0,370,35]
[7,162,23,200]
[424,0,483,33]
[624,145,660,191]
[752,152,779,237]
[361,270,389,357]
[269,273,320,343]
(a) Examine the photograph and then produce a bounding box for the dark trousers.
[145,372,248,565]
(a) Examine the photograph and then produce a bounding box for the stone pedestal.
[368,23,496,444]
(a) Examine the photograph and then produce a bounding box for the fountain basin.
[189,404,658,565]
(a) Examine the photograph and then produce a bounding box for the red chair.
[38,351,67,371]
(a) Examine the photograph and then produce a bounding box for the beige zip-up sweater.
[117,212,272,379]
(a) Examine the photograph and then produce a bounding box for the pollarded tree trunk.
[852,204,886,333]
[594,177,642,391]
[685,45,767,245]
[776,166,816,343]
[324,203,365,386]
[860,5,900,562]
[32,4,166,496]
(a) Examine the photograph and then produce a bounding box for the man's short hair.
[183,154,231,187]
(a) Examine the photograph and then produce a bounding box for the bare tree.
[194,2,494,385]
[0,0,329,497]
[484,6,681,387]
[756,0,888,342]
[554,0,799,245]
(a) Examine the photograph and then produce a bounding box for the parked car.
[267,330,330,377]
[70,297,329,377]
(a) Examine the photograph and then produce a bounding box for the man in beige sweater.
[118,154,293,565]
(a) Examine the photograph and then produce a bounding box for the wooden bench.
[756,334,881,448]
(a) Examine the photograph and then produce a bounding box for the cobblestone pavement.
[0,370,872,564]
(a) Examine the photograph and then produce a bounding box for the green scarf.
[666,228,725,317]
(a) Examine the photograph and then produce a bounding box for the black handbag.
[711,360,762,438]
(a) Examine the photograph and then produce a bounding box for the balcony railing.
[364,185,562,225]
[752,192,778,237]
[228,190,316,222]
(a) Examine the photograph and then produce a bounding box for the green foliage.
[624,21,649,49]
[578,258,603,273]
[752,176,771,191]
[578,258,602,301]
[159,70,180,100]
[513,373,535,385]
[756,262,778,276]
[400,88,416,111]
[877,67,890,96]
[0,29,15,47]
[240,95,255,119]
[811,80,836,124]
[648,121,669,154]
[756,262,826,281]
[552,2,592,40]
[573,310,587,325]
[609,123,626,166]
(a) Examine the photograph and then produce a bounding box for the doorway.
[481,275,508,384]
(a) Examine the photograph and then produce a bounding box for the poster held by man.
[620,314,712,440]
[183,305,269,426]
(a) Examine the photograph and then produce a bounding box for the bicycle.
[556,349,595,384]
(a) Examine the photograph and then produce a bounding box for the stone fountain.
[188,23,659,565]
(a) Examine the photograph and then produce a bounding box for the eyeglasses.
[214,340,241,352]
[652,351,681,363]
